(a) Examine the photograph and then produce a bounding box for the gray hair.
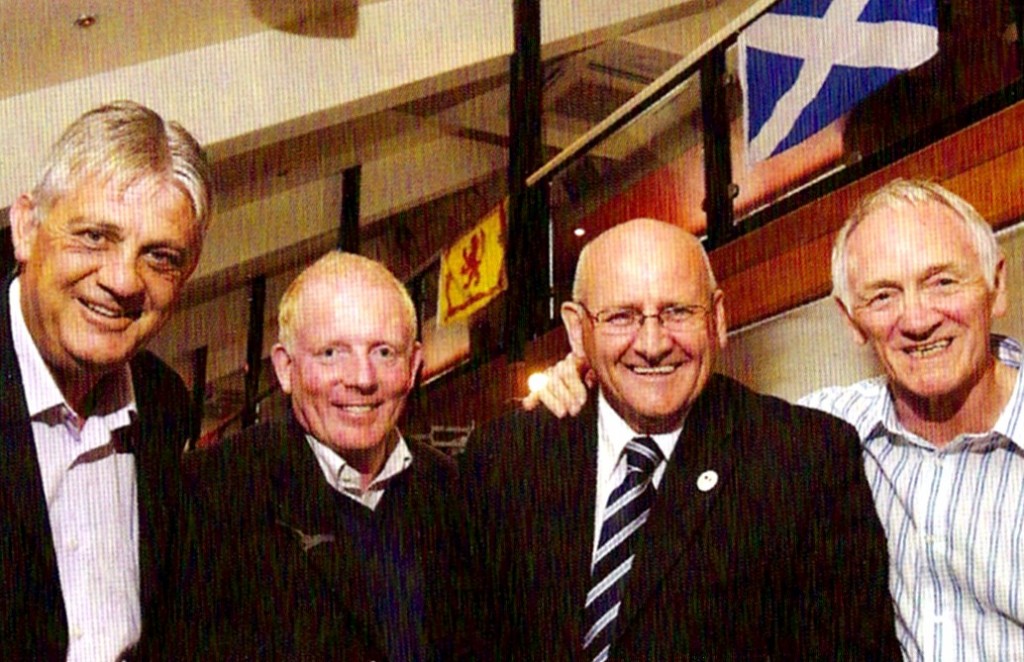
[32,100,212,233]
[831,179,1001,307]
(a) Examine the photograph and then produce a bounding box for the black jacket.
[460,373,901,660]
[169,412,465,661]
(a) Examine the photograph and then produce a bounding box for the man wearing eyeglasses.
[459,218,899,659]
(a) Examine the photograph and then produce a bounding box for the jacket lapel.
[131,405,165,622]
[0,279,66,648]
[614,375,738,639]
[553,401,601,651]
[129,350,195,629]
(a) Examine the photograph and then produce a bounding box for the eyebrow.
[856,262,964,293]
[66,218,123,235]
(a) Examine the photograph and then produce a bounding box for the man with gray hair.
[0,100,211,659]
[799,178,1024,660]
[530,179,1024,660]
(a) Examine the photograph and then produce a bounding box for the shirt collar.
[597,390,682,465]
[9,278,136,425]
[305,431,414,504]
[866,334,1024,452]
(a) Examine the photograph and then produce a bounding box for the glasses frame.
[575,300,713,336]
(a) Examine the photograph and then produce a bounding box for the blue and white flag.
[739,0,938,163]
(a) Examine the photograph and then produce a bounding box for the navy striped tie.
[583,436,664,662]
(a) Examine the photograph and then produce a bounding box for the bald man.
[460,219,899,660]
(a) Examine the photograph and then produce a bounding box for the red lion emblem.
[460,230,485,289]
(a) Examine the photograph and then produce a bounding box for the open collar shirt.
[306,432,413,511]
[10,278,141,661]
[799,335,1024,662]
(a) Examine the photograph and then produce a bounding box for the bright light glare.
[527,372,549,393]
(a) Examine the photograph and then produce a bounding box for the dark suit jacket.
[460,373,900,660]
[0,282,191,659]
[170,412,465,661]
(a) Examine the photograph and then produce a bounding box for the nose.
[343,353,378,393]
[895,289,942,338]
[98,249,145,300]
[632,314,674,363]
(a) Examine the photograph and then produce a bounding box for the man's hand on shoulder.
[521,353,592,418]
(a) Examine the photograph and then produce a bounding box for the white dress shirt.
[592,391,680,560]
[306,433,414,510]
[800,335,1024,662]
[10,279,141,661]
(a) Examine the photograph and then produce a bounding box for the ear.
[990,253,1009,319]
[711,289,728,349]
[406,341,424,391]
[10,194,40,264]
[835,297,869,345]
[271,344,294,394]
[560,302,588,359]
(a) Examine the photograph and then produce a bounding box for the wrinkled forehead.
[850,195,968,243]
[294,275,416,347]
[580,233,712,307]
[46,172,198,225]
[846,200,983,280]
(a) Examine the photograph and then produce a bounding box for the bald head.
[572,218,717,304]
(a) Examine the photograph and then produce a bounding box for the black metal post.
[339,165,362,252]
[701,44,735,249]
[241,275,266,429]
[1013,0,1024,80]
[504,0,545,362]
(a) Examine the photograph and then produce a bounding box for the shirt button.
[71,627,83,640]
[67,538,79,552]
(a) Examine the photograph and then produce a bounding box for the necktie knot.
[623,436,663,477]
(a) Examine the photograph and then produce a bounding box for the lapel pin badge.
[696,470,719,492]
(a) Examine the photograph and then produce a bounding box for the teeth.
[907,339,951,357]
[341,405,374,413]
[631,365,676,375]
[84,301,123,318]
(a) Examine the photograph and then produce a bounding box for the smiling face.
[271,270,422,474]
[562,219,726,434]
[840,199,1007,406]
[11,176,202,402]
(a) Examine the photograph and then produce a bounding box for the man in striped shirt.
[799,179,1024,660]
[528,179,1024,660]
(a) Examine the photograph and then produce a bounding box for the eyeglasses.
[576,302,712,336]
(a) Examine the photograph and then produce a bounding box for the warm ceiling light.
[573,227,586,237]
[74,14,98,29]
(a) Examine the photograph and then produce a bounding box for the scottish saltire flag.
[739,0,938,163]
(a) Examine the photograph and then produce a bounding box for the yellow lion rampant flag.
[438,199,508,325]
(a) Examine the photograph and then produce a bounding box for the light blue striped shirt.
[800,335,1024,662]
